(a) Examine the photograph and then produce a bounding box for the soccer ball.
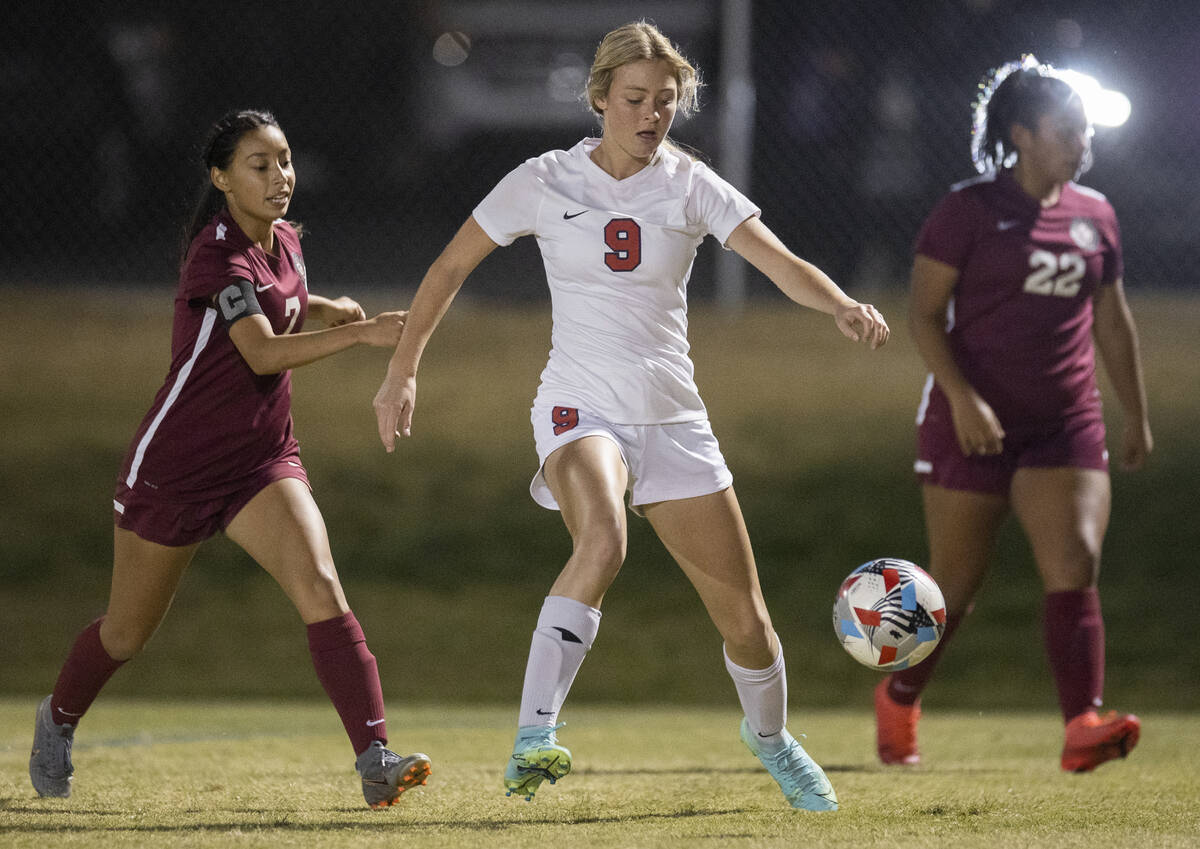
[832,558,947,670]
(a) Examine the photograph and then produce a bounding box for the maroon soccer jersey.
[116,211,309,502]
[915,170,1122,424]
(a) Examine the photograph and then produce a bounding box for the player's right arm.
[909,254,1005,457]
[218,280,406,375]
[374,216,499,451]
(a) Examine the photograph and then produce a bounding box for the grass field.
[2,699,1197,848]
[1,287,1198,711]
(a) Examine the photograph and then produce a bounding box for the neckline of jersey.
[580,137,664,186]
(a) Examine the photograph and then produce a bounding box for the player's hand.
[1118,418,1153,471]
[357,310,408,347]
[947,390,1005,456]
[373,370,417,452]
[834,302,890,349]
[322,296,367,326]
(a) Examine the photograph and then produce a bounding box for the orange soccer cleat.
[356,741,431,808]
[874,678,921,765]
[1061,710,1140,773]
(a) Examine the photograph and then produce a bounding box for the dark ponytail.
[180,109,280,266]
[971,56,1082,174]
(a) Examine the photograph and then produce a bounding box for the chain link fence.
[3,0,1193,297]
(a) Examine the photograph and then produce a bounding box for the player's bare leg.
[876,484,1008,764]
[227,477,430,807]
[1012,467,1138,770]
[643,487,772,667]
[31,531,197,797]
[544,436,630,608]
[504,437,627,800]
[225,477,348,624]
[644,487,836,811]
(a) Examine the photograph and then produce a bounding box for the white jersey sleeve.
[685,160,760,247]
[472,163,542,246]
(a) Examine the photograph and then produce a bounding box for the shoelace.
[48,721,74,773]
[765,741,826,795]
[358,742,399,777]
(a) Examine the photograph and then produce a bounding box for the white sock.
[517,595,602,728]
[724,639,787,752]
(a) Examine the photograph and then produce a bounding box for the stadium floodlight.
[1056,69,1132,127]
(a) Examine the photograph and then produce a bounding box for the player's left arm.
[307,294,367,326]
[1092,278,1153,469]
[725,215,889,349]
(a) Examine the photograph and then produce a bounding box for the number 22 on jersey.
[1023,249,1085,298]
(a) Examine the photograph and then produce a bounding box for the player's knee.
[283,559,346,611]
[1041,543,1101,591]
[572,519,626,574]
[99,618,154,661]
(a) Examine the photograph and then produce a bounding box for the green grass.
[2,699,1197,848]
[1,287,1198,709]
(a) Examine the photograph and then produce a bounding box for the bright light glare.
[1056,69,1132,127]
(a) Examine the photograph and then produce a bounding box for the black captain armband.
[214,279,265,325]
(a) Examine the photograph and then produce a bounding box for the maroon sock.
[1043,588,1104,722]
[307,610,387,755]
[886,612,964,706]
[50,618,126,726]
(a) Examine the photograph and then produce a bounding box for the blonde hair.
[586,21,701,120]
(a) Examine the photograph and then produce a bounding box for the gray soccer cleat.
[30,695,75,798]
[355,740,431,808]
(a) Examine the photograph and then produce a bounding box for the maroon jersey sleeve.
[180,224,256,302]
[914,187,981,270]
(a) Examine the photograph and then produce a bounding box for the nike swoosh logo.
[365,718,386,726]
[535,709,553,715]
[562,210,588,220]
[58,709,84,717]
[255,281,276,292]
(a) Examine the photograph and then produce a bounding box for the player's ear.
[210,166,230,193]
[1009,122,1033,151]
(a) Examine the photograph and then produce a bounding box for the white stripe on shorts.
[915,373,935,426]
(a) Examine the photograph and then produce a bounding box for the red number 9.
[552,406,579,435]
[604,218,642,272]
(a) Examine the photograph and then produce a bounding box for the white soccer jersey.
[473,137,760,424]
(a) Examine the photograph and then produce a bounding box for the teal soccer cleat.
[503,724,572,801]
[740,717,838,811]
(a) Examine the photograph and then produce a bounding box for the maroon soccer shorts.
[915,390,1108,494]
[113,454,310,547]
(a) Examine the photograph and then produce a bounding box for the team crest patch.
[291,251,308,288]
[1069,217,1099,251]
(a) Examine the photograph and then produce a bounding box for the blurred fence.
[3,0,1194,297]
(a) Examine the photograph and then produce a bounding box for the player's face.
[594,58,679,169]
[213,125,295,227]
[1017,98,1092,184]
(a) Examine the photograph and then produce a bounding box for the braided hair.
[971,56,1089,174]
